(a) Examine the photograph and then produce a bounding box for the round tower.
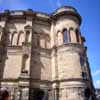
[51,6,96,100]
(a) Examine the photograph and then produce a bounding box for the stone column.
[52,83,59,100]
[21,88,29,100]
[57,31,63,46]
[69,28,77,43]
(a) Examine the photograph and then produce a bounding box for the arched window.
[63,29,69,43]
[76,29,80,42]
[25,31,30,43]
[11,31,18,46]
[69,27,76,43]
[17,31,24,45]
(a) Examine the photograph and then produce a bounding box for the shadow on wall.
[0,23,18,86]
[29,32,46,100]
[0,27,9,87]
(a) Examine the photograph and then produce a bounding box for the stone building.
[0,6,96,100]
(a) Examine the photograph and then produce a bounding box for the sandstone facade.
[0,6,96,100]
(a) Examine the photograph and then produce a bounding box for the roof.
[0,6,82,25]
[52,6,77,15]
[51,6,82,25]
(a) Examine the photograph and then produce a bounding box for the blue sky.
[0,0,100,88]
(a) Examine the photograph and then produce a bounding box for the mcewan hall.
[0,6,97,100]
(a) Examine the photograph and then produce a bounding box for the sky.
[0,0,100,88]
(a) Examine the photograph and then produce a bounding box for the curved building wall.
[0,6,96,100]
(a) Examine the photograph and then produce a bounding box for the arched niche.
[24,25,32,43]
[57,30,63,46]
[45,36,50,49]
[40,36,45,48]
[69,27,77,43]
[25,30,30,43]
[39,34,50,49]
[21,54,29,73]
[75,28,80,43]
[11,31,18,46]
[17,30,25,45]
[24,25,32,30]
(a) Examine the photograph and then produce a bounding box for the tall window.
[80,56,84,67]
[63,29,69,43]
[82,72,87,80]
[76,29,79,42]
[11,32,18,46]
[25,31,30,43]
[17,31,24,45]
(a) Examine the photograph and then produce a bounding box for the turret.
[50,6,96,100]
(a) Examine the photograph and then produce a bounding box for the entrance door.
[33,89,44,100]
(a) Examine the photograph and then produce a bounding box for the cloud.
[57,0,62,7]
[48,0,55,9]
[96,80,100,85]
[92,70,100,76]
[95,80,100,88]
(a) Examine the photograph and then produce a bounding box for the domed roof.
[53,6,77,15]
[51,6,82,25]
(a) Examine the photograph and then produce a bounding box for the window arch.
[63,29,69,43]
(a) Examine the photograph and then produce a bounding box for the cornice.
[7,46,23,55]
[0,6,81,25]
[51,43,85,55]
[1,78,90,84]
[32,48,51,58]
